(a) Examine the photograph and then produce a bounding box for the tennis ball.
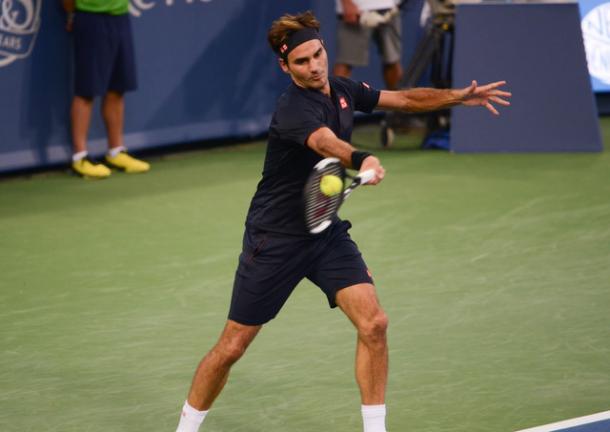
[320,175,343,196]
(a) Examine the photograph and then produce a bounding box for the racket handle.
[357,169,376,185]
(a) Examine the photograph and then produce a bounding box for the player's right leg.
[177,227,307,431]
[335,283,389,406]
[176,320,261,432]
[188,320,261,410]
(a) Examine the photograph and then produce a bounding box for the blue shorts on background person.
[73,11,137,98]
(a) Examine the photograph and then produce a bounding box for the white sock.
[72,151,88,162]
[362,404,387,432]
[108,146,126,157]
[176,400,208,432]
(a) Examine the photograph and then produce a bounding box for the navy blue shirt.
[245,76,380,235]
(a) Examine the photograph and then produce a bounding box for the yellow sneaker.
[105,151,150,173]
[72,158,111,179]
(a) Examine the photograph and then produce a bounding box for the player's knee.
[218,340,248,365]
[373,312,389,336]
[358,311,389,344]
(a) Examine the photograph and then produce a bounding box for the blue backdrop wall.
[451,2,602,153]
[0,0,425,173]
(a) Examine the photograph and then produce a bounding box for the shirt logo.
[339,96,348,109]
[362,82,370,89]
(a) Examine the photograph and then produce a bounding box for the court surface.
[1,120,609,431]
[516,411,610,432]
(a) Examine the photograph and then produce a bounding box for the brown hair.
[267,11,321,55]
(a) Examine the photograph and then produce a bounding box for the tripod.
[381,1,455,147]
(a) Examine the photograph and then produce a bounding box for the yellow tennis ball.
[320,175,343,196]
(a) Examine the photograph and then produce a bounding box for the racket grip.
[357,169,376,185]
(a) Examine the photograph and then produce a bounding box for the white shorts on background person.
[335,13,401,67]
[335,0,402,67]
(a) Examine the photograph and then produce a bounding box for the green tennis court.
[1,122,609,432]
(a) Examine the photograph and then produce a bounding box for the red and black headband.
[277,27,321,61]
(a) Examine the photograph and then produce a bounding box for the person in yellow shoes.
[63,0,150,178]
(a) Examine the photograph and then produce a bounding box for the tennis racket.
[304,157,376,234]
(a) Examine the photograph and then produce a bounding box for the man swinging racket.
[175,11,511,432]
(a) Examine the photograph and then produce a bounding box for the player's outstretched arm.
[307,127,385,184]
[376,80,511,115]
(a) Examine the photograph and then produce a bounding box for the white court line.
[515,411,610,432]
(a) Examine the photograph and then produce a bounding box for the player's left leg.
[336,283,388,404]
[306,221,388,430]
[336,283,389,432]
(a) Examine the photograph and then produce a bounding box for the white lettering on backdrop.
[130,0,213,18]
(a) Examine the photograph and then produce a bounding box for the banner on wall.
[0,0,422,173]
[0,0,291,173]
[0,0,42,68]
[580,0,610,92]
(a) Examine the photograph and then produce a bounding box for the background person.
[334,0,403,90]
[62,0,150,179]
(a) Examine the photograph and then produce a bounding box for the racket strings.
[304,164,344,230]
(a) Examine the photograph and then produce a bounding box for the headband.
[277,28,321,61]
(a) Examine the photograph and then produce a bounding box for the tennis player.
[175,11,510,432]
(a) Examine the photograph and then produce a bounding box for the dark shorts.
[73,11,137,98]
[229,220,374,326]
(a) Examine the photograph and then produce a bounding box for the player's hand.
[457,80,512,116]
[360,156,385,185]
[342,0,360,24]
